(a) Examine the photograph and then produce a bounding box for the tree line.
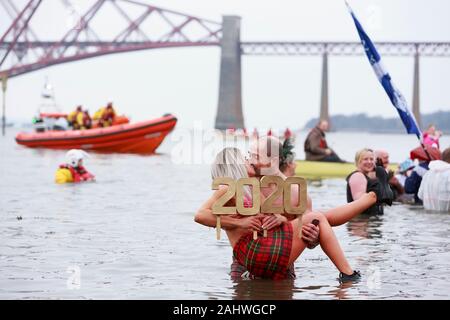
[304,111,450,133]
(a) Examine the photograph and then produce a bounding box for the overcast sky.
[2,0,450,129]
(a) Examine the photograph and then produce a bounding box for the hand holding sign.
[211,176,307,239]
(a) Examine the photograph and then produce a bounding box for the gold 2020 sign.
[211,176,307,239]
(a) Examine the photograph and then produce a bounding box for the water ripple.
[1,129,449,299]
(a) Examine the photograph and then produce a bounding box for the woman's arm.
[348,172,368,201]
[194,188,261,231]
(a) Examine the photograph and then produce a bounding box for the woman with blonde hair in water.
[195,145,393,281]
[346,148,393,215]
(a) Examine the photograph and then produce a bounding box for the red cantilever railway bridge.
[1,0,450,129]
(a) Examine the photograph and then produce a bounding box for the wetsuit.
[346,171,383,215]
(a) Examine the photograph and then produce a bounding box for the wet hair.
[279,138,296,172]
[442,147,450,163]
[354,148,374,166]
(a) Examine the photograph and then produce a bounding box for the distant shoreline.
[304,111,450,134]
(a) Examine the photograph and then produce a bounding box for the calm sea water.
[0,127,449,299]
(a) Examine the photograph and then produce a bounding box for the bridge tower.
[412,46,422,129]
[215,16,244,130]
[319,51,329,124]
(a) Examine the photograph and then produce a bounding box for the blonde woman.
[195,145,390,281]
[346,148,393,215]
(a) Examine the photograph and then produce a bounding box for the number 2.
[212,177,236,214]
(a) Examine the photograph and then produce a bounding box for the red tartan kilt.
[233,222,293,280]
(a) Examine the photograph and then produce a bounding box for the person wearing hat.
[391,159,416,203]
[55,149,95,184]
[395,159,415,187]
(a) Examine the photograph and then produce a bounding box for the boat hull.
[16,115,177,154]
[295,160,398,179]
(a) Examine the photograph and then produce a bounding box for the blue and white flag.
[346,2,422,139]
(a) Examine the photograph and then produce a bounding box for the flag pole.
[345,1,434,161]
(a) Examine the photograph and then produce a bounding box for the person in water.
[279,137,322,249]
[404,145,442,205]
[55,149,95,184]
[195,137,393,281]
[418,147,450,212]
[229,138,320,280]
[374,149,404,201]
[232,137,319,279]
[279,138,296,177]
[346,148,394,215]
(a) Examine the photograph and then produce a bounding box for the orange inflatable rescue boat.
[16,114,177,154]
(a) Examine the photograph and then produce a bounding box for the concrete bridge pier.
[319,51,329,124]
[215,16,244,130]
[412,47,422,129]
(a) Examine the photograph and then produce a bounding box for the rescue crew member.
[94,102,116,127]
[55,149,95,184]
[67,106,83,130]
[76,110,92,130]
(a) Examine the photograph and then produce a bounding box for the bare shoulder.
[349,171,365,180]
[349,171,366,185]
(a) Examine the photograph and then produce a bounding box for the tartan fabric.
[230,257,256,280]
[232,222,293,280]
[230,256,296,280]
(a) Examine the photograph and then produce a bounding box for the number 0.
[283,177,307,214]
[236,178,260,215]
